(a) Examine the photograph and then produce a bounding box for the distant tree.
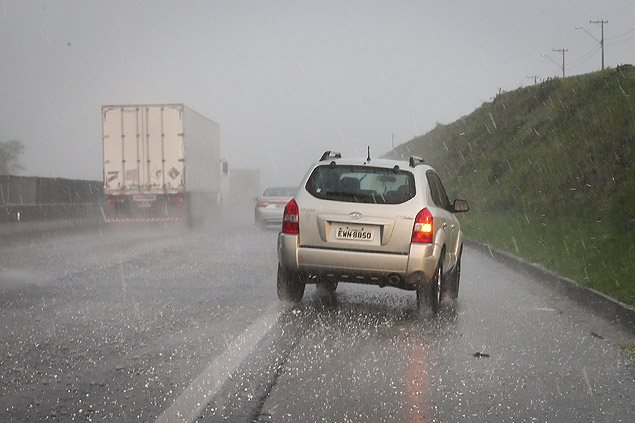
[0,140,25,174]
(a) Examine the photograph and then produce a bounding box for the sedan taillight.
[412,208,433,243]
[282,199,299,234]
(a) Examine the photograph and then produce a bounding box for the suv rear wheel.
[447,249,462,300]
[416,259,442,315]
[277,265,305,303]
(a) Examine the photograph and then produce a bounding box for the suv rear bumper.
[278,233,440,288]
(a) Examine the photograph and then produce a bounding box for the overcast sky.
[1,0,634,187]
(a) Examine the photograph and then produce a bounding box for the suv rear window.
[305,165,415,204]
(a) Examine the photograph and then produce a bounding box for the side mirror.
[451,199,469,213]
[221,160,229,176]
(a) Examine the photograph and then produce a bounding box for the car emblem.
[350,212,362,219]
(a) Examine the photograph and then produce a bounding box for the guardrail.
[1,175,104,230]
[1,175,102,205]
[0,203,105,238]
[0,203,104,224]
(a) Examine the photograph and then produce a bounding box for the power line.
[568,45,601,71]
[606,26,635,40]
[601,0,635,21]
[541,52,563,76]
[569,44,601,67]
[607,34,635,47]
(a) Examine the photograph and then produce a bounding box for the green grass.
[386,66,635,306]
[619,345,635,359]
[459,212,635,305]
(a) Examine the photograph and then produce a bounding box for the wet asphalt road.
[1,216,633,422]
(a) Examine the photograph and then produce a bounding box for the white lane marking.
[155,302,286,423]
[582,367,593,396]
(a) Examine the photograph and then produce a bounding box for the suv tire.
[448,250,461,300]
[277,265,305,303]
[416,259,442,315]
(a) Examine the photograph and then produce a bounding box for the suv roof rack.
[320,151,342,161]
[409,156,425,167]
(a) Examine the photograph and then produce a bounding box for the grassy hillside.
[386,66,635,306]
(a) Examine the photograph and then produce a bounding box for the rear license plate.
[137,202,152,208]
[134,194,156,202]
[335,226,374,241]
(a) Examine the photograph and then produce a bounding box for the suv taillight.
[412,208,433,243]
[282,199,299,234]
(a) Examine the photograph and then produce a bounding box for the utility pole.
[553,48,568,77]
[590,20,607,70]
[526,75,540,84]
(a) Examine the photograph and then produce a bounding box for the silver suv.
[277,151,469,313]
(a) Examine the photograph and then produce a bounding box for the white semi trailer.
[102,104,227,223]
